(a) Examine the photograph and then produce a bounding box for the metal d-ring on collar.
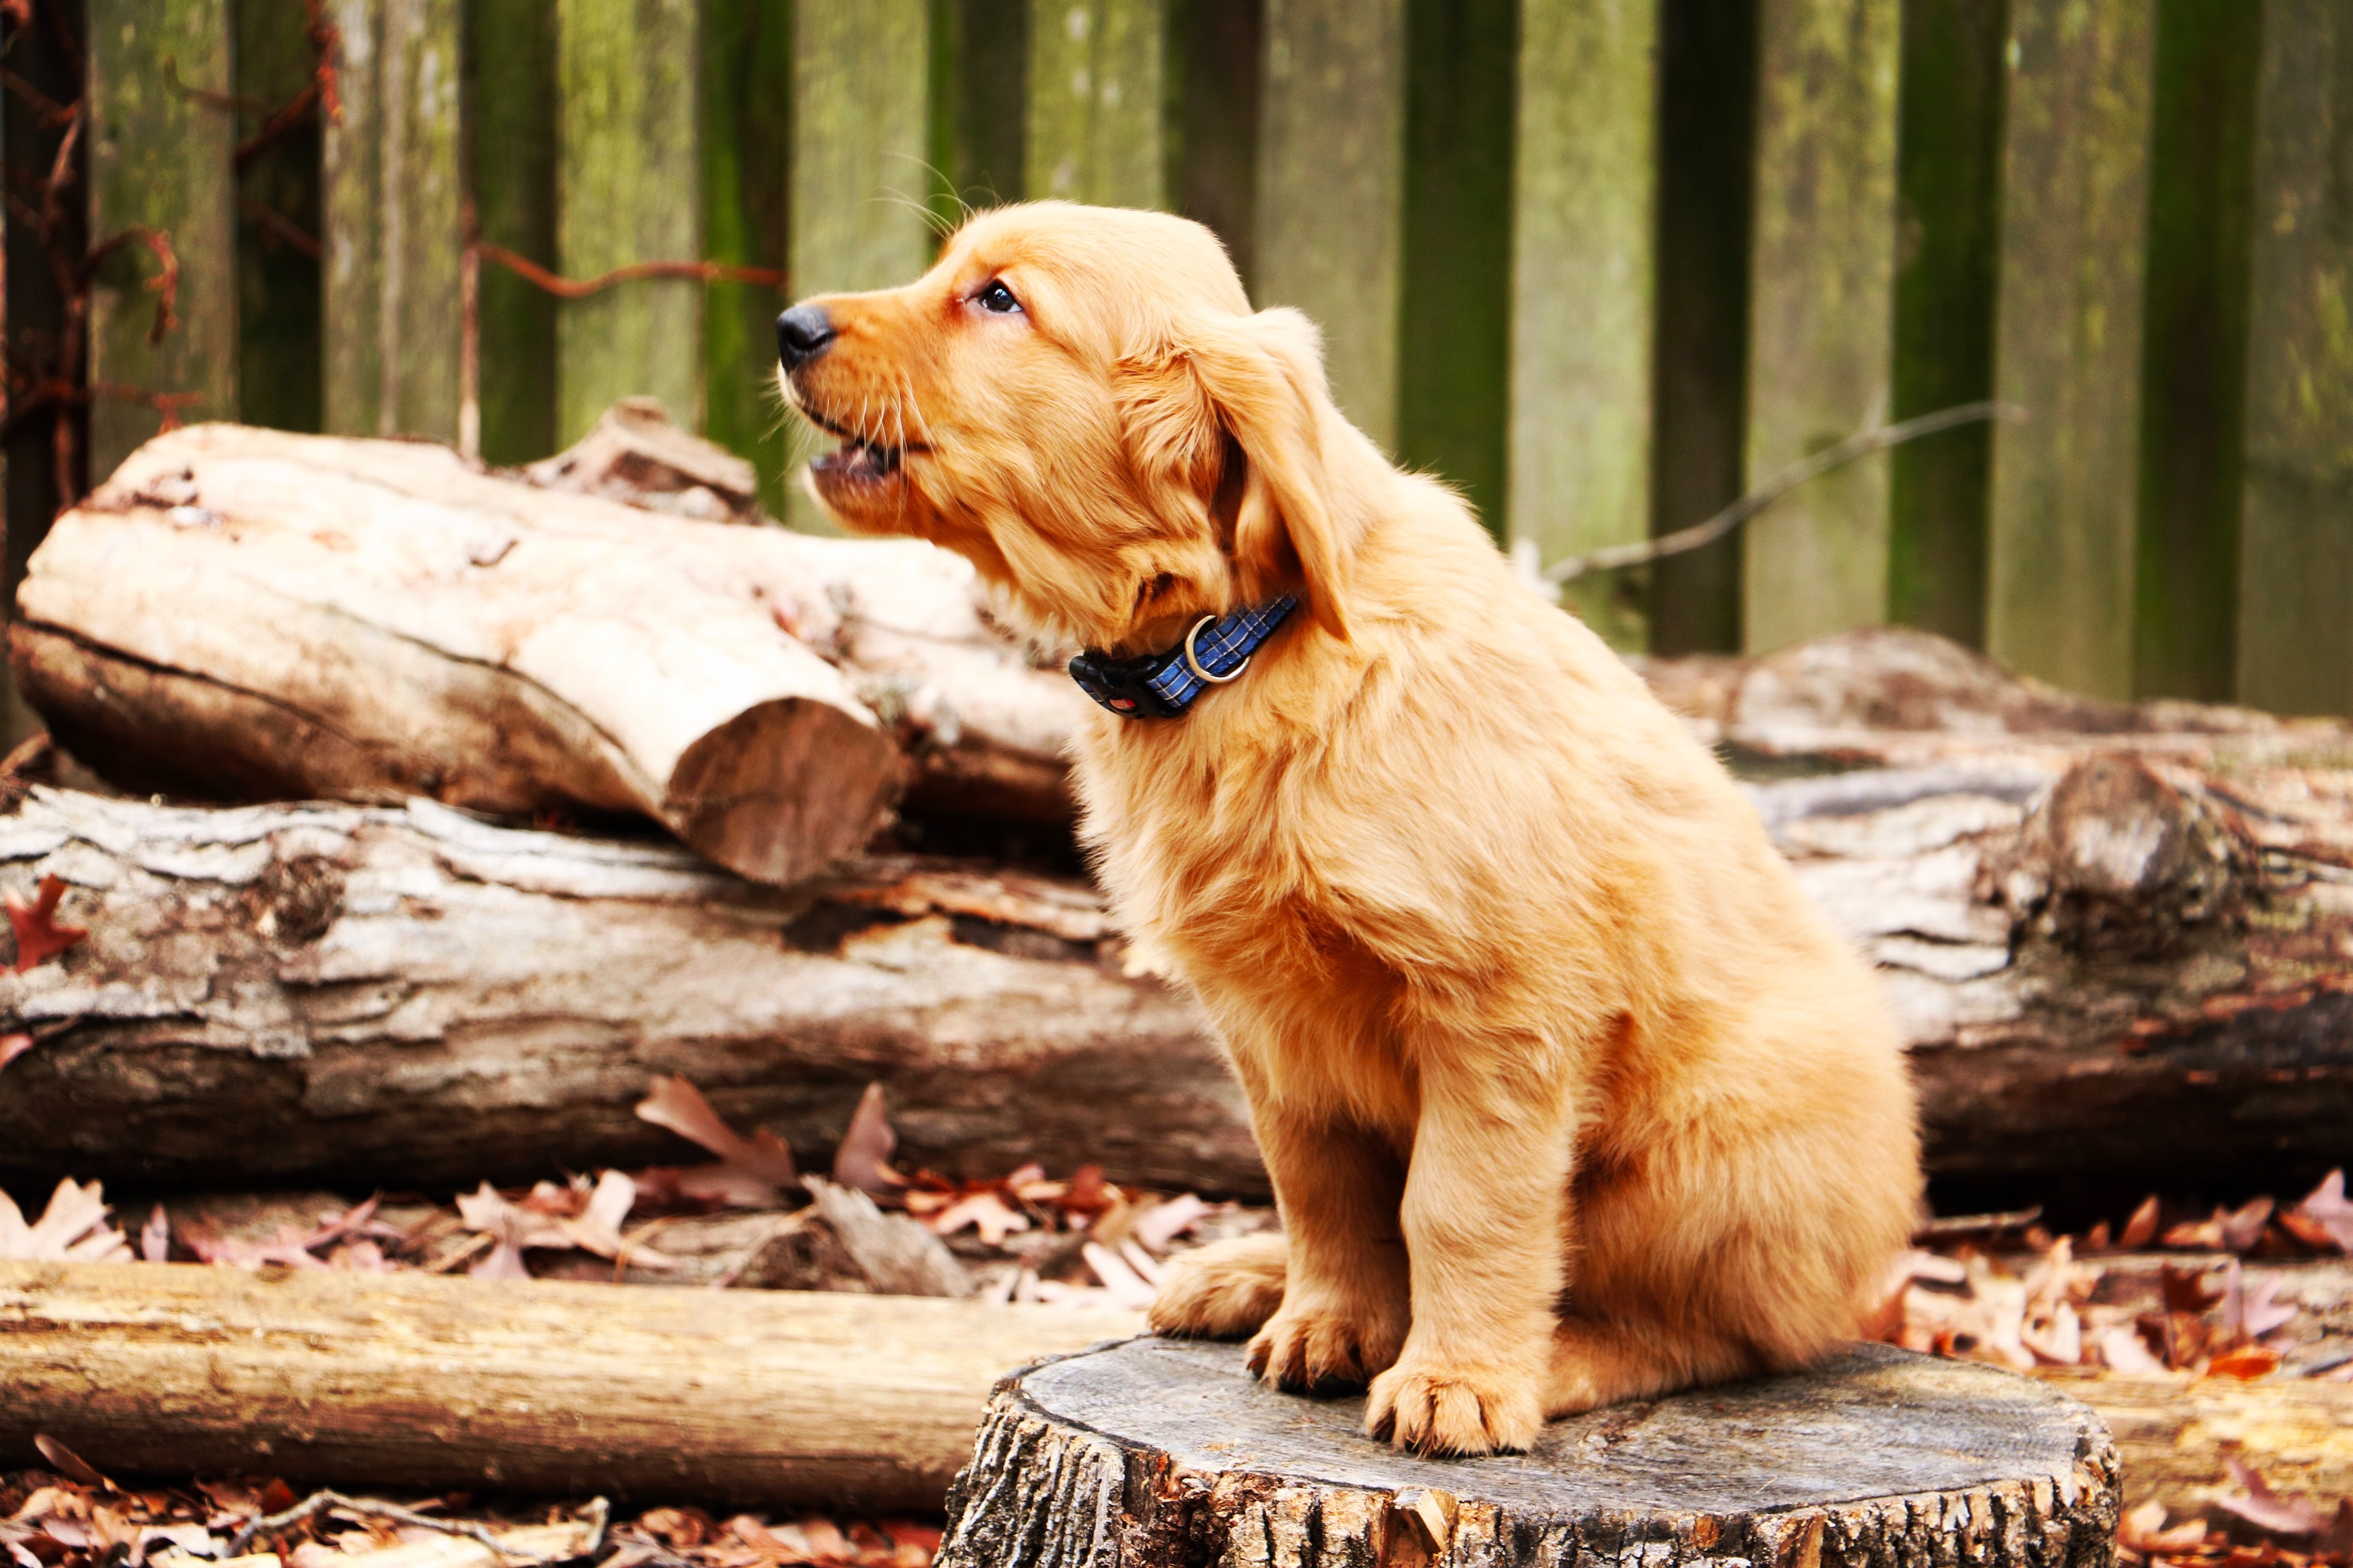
[1183,615,1249,684]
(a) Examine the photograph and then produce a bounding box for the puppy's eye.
[976,280,1023,315]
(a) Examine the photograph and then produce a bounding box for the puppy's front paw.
[1247,1295,1405,1392]
[1365,1358,1543,1457]
[1148,1231,1287,1339]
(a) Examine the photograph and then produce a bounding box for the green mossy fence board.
[323,0,464,440]
[86,0,239,479]
[1648,0,1756,656]
[2132,0,2261,704]
[1171,0,1260,287]
[1028,0,1166,208]
[934,0,1030,212]
[466,0,560,465]
[556,0,702,447]
[1887,0,2005,648]
[702,0,793,519]
[1256,0,1405,451]
[1509,0,1654,648]
[1741,0,1899,655]
[234,0,323,436]
[2238,0,2353,720]
[1985,0,2154,701]
[790,0,934,531]
[1397,0,1515,547]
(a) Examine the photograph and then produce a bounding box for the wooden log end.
[939,1339,2120,1568]
[665,698,906,885]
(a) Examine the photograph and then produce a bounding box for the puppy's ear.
[1168,308,1360,640]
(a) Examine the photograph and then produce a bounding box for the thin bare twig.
[228,1490,608,1563]
[82,225,181,342]
[472,242,788,299]
[1540,401,2027,584]
[240,195,324,259]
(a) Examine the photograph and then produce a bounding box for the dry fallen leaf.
[2119,1195,2161,1250]
[0,1179,131,1262]
[2118,1499,2210,1557]
[637,1076,800,1207]
[832,1082,905,1196]
[2290,1169,2353,1253]
[5,874,86,972]
[925,1190,1029,1246]
[0,1033,33,1073]
[2098,1324,2170,1374]
[2217,1457,2327,1536]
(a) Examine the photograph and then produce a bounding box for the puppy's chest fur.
[1077,727,1426,1136]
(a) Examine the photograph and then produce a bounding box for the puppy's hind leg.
[1149,1230,1287,1338]
[1544,1315,1767,1416]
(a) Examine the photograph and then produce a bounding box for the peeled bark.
[10,424,1087,884]
[0,1260,1143,1509]
[936,1337,2121,1568]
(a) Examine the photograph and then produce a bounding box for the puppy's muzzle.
[776,304,836,371]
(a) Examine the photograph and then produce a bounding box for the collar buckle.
[1069,596,1298,721]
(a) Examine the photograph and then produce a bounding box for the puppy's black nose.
[776,304,836,369]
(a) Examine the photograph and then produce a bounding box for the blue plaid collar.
[1068,597,1299,719]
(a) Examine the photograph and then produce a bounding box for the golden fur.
[781,202,1923,1457]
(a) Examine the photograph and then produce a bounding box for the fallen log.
[2,736,2351,1195]
[938,1337,2121,1568]
[10,424,1086,885]
[0,786,1253,1193]
[2035,1368,2353,1515]
[0,1260,1143,1509]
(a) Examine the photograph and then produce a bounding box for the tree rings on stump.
[938,1338,2119,1568]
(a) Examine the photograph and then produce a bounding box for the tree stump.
[938,1339,2120,1568]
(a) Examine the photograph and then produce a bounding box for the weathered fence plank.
[235,0,323,437]
[1509,0,1655,647]
[2132,0,2262,704]
[933,0,1030,214]
[701,0,793,517]
[1648,0,1757,655]
[1885,0,2005,648]
[1027,0,1166,209]
[1397,0,1515,544]
[789,2,935,531]
[323,0,465,441]
[1171,0,1259,285]
[1255,0,1405,451]
[1741,0,1899,654]
[555,0,702,448]
[2237,0,2353,721]
[86,0,239,480]
[466,0,560,466]
[1985,0,2155,700]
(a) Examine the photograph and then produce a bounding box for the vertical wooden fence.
[7,0,2352,719]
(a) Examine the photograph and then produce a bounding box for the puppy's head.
[777,201,1368,651]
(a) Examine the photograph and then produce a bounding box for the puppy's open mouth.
[811,438,903,487]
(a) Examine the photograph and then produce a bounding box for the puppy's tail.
[1146,1230,1287,1339]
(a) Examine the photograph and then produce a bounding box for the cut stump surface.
[939,1339,2120,1568]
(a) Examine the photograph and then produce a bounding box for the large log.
[0,786,1252,1193]
[9,424,1087,886]
[2,728,2351,1195]
[937,1337,2121,1568]
[0,1260,1143,1509]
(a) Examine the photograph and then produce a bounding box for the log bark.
[0,786,1253,1194]
[3,733,2352,1195]
[936,1337,2122,1568]
[0,1260,1143,1510]
[9,424,1087,886]
[2035,1368,2353,1515]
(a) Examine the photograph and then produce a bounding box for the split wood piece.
[11,425,1086,884]
[0,1260,1143,1510]
[0,787,1250,1194]
[937,1338,2120,1568]
[523,396,762,523]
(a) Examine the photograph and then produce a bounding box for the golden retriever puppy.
[777,201,1922,1457]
